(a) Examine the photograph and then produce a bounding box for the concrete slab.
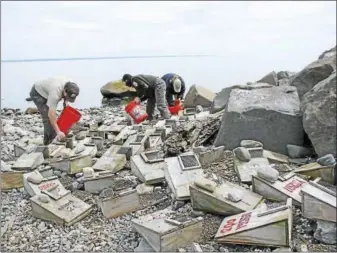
[215,198,293,247]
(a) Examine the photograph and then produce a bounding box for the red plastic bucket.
[168,100,184,115]
[125,101,148,124]
[57,106,82,134]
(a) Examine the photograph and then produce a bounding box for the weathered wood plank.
[1,171,25,190]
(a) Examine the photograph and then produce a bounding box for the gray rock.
[184,85,215,108]
[193,146,208,154]
[301,73,336,157]
[314,220,337,245]
[317,154,336,166]
[99,188,114,198]
[214,86,304,155]
[227,190,244,202]
[195,105,203,113]
[277,71,296,80]
[53,170,62,177]
[257,71,278,86]
[318,45,336,60]
[290,55,335,99]
[240,140,263,149]
[1,160,12,172]
[27,173,44,184]
[233,147,251,162]
[210,86,236,114]
[73,144,85,154]
[191,210,205,218]
[286,144,314,158]
[37,222,46,231]
[71,181,81,191]
[278,78,290,86]
[173,200,185,210]
[100,80,137,99]
[38,194,50,203]
[257,165,279,183]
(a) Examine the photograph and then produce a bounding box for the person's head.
[172,77,182,93]
[122,74,133,87]
[63,82,80,103]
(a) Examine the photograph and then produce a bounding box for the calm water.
[1,55,308,110]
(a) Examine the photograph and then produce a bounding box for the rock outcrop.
[214,85,304,155]
[256,71,278,86]
[318,45,336,60]
[100,80,137,99]
[183,85,215,108]
[301,73,337,157]
[289,54,336,99]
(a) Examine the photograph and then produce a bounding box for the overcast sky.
[1,1,336,61]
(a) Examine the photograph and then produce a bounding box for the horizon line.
[1,54,215,63]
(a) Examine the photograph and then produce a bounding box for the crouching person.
[29,77,80,145]
[122,73,171,120]
[161,73,186,106]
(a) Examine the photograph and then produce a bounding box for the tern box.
[97,188,140,218]
[215,198,293,247]
[252,173,308,206]
[83,171,115,194]
[12,152,44,171]
[294,162,335,185]
[51,154,92,175]
[132,212,203,252]
[92,154,126,173]
[301,178,336,222]
[164,152,204,200]
[131,151,166,184]
[190,179,264,215]
[30,192,92,226]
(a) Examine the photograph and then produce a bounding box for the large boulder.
[289,54,336,99]
[183,85,215,108]
[210,83,271,114]
[256,71,278,86]
[301,72,336,157]
[277,71,296,86]
[100,80,137,98]
[318,45,336,60]
[214,85,304,155]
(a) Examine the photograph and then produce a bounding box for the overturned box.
[12,152,44,171]
[294,162,335,185]
[190,178,264,216]
[50,154,92,175]
[83,171,115,194]
[23,171,68,197]
[97,188,140,218]
[215,198,293,247]
[131,151,166,184]
[301,178,336,222]
[93,154,126,173]
[30,192,92,226]
[132,213,203,252]
[1,171,25,191]
[164,152,204,200]
[252,173,308,206]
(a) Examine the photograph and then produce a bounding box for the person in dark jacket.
[122,73,171,120]
[161,73,186,106]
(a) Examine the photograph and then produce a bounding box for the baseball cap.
[64,82,80,102]
[173,78,182,93]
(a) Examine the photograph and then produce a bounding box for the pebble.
[233,147,251,162]
[256,165,279,183]
[317,154,336,166]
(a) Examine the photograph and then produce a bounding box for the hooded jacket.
[131,74,159,102]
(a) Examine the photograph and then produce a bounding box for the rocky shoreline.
[1,45,336,252]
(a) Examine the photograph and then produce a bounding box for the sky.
[1,1,336,61]
[1,1,336,109]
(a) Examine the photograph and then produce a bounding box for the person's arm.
[179,77,186,99]
[47,95,65,139]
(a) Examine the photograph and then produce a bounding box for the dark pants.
[146,79,170,120]
[30,86,56,145]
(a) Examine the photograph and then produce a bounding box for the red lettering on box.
[284,179,305,193]
[236,212,252,230]
[220,218,237,234]
[39,182,56,191]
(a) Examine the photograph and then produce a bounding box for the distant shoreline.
[1,54,214,63]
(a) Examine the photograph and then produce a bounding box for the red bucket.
[168,100,184,115]
[125,101,148,124]
[57,106,82,134]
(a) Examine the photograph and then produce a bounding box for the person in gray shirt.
[29,77,80,145]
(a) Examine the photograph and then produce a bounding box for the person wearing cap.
[29,77,80,145]
[161,73,186,107]
[122,73,171,120]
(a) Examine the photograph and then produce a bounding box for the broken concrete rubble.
[314,220,337,245]
[183,84,215,108]
[214,85,304,155]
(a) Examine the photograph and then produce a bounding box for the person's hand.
[134,97,141,104]
[56,131,66,141]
